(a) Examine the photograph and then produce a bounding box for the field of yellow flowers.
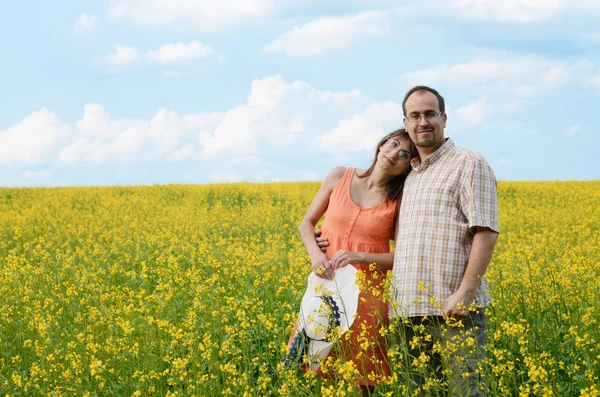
[1,181,599,396]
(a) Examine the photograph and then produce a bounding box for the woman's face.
[377,136,413,175]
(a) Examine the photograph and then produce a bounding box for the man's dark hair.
[402,86,445,116]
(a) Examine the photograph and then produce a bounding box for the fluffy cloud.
[107,0,275,30]
[455,97,489,126]
[513,85,537,96]
[105,0,600,30]
[402,57,551,86]
[401,57,597,95]
[446,0,600,22]
[100,45,141,65]
[317,102,403,151]
[542,66,571,86]
[2,76,395,174]
[58,105,223,164]
[198,74,367,157]
[98,41,215,66]
[447,0,567,22]
[146,41,214,64]
[0,109,69,166]
[167,144,196,162]
[74,14,98,35]
[263,10,389,57]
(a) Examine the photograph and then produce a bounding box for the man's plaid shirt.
[390,138,499,317]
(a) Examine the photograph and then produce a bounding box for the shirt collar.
[410,138,455,172]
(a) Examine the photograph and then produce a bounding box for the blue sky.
[1,0,599,187]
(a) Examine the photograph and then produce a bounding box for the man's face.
[403,91,447,151]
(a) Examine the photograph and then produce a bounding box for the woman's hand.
[331,250,364,269]
[311,253,334,280]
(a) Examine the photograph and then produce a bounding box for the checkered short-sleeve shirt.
[390,138,499,317]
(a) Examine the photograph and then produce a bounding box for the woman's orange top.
[315,167,397,385]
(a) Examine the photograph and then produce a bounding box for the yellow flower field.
[1,181,599,396]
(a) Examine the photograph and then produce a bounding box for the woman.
[290,128,416,396]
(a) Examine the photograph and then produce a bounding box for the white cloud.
[455,97,489,126]
[58,104,224,164]
[147,109,185,155]
[317,101,403,151]
[108,0,275,30]
[446,0,600,22]
[263,10,389,57]
[402,56,598,95]
[74,104,113,134]
[167,144,196,161]
[0,109,69,166]
[447,0,567,22]
[232,156,261,165]
[74,14,98,35]
[565,124,582,135]
[402,57,550,86]
[100,45,141,65]
[0,76,365,170]
[513,85,538,96]
[198,74,368,157]
[3,76,385,172]
[146,41,214,64]
[99,41,215,66]
[592,76,600,88]
[271,120,303,135]
[542,66,571,86]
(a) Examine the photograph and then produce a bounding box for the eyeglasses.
[384,139,412,162]
[405,111,444,123]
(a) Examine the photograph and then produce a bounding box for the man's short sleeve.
[460,155,500,233]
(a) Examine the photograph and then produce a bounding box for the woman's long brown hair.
[357,128,417,202]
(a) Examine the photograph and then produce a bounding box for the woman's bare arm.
[299,167,345,279]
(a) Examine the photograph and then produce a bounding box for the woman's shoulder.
[322,166,347,189]
[328,166,347,178]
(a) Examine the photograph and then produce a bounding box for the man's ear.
[442,113,447,128]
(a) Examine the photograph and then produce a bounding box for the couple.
[287,86,499,396]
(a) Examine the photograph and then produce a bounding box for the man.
[315,86,498,394]
[391,86,499,395]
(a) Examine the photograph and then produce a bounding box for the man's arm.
[444,227,498,319]
[330,250,394,271]
[445,153,499,319]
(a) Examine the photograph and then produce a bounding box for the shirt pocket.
[419,187,454,216]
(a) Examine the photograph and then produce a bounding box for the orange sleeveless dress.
[292,167,397,386]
